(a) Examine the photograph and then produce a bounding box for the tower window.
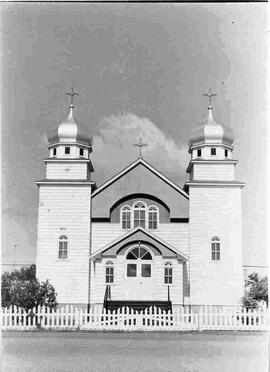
[225,149,228,157]
[211,148,216,156]
[197,149,201,157]
[65,147,70,155]
[58,235,68,260]
[105,261,114,283]
[53,148,56,156]
[211,236,220,261]
[79,148,84,157]
[164,262,173,284]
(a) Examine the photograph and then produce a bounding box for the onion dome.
[48,88,92,147]
[189,89,234,148]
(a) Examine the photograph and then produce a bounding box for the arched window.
[121,205,131,229]
[164,262,173,284]
[126,246,152,260]
[58,235,68,259]
[133,202,146,228]
[105,261,114,283]
[148,205,158,229]
[126,246,152,278]
[211,236,220,261]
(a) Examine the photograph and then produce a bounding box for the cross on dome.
[133,138,148,158]
[203,88,217,109]
[65,87,79,108]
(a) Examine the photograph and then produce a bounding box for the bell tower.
[185,90,245,305]
[36,89,96,305]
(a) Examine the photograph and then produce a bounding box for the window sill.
[56,259,70,262]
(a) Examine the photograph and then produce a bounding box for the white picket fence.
[1,305,268,331]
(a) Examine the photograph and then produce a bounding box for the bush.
[242,272,268,309]
[1,264,57,311]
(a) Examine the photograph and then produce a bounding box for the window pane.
[141,252,152,260]
[139,247,147,258]
[127,264,137,277]
[126,252,137,260]
[132,248,139,258]
[141,264,151,277]
[212,251,216,260]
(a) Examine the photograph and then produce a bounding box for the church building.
[36,89,245,309]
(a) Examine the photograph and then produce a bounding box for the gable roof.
[92,157,189,199]
[90,226,188,261]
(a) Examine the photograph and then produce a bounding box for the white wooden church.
[36,89,245,310]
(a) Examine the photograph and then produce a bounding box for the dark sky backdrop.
[1,3,268,267]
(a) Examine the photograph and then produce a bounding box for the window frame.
[225,149,228,158]
[79,147,84,157]
[211,236,221,261]
[210,147,216,156]
[53,147,57,156]
[105,261,114,284]
[65,146,70,155]
[120,201,159,230]
[164,262,173,285]
[197,149,201,157]
[120,205,132,230]
[58,235,68,260]
[148,205,159,230]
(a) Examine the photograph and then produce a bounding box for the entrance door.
[124,246,154,300]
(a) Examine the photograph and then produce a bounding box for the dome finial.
[65,87,79,109]
[203,88,217,111]
[65,87,79,120]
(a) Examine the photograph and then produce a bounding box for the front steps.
[104,300,172,312]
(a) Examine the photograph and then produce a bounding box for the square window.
[211,148,216,156]
[197,149,201,157]
[53,148,56,156]
[127,264,137,277]
[79,148,84,156]
[65,147,70,154]
[225,149,228,157]
[141,264,151,277]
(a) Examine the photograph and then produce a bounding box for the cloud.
[91,112,189,186]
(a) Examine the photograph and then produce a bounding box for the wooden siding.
[189,186,243,305]
[36,186,91,304]
[46,163,88,179]
[193,163,235,181]
[91,223,189,256]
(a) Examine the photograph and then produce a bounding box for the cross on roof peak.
[65,87,79,108]
[133,138,148,158]
[203,88,217,109]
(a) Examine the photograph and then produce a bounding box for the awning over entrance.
[90,226,188,261]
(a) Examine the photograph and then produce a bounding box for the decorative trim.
[189,143,234,153]
[89,226,188,261]
[48,142,92,150]
[43,158,90,163]
[36,180,96,187]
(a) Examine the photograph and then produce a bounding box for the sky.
[1,3,268,268]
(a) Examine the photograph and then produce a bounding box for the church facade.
[36,91,245,308]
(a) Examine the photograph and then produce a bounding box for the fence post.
[198,307,202,331]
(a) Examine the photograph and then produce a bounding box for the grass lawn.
[2,331,268,372]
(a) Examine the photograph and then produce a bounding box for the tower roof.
[189,90,234,148]
[47,88,92,147]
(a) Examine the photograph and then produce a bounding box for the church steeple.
[44,89,94,180]
[186,90,238,183]
[47,88,92,159]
